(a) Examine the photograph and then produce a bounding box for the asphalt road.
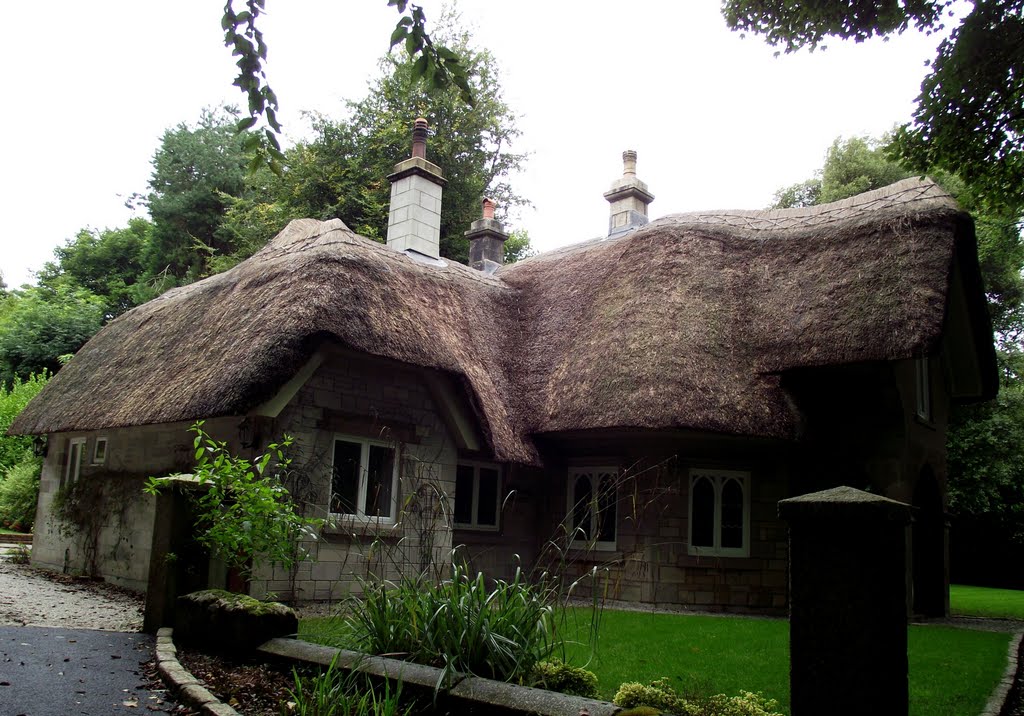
[0,626,172,716]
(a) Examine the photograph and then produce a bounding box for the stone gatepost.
[779,486,912,716]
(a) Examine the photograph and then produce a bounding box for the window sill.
[686,547,750,560]
[453,524,500,533]
[567,545,621,559]
[914,414,937,430]
[323,515,400,540]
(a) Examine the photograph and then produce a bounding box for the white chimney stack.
[386,118,447,259]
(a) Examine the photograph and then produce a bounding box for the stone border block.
[153,627,239,716]
[981,631,1023,716]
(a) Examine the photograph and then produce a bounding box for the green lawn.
[301,607,1011,716]
[0,527,27,535]
[559,609,1009,716]
[951,584,1024,620]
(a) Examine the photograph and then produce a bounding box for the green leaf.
[412,54,430,79]
[235,116,258,132]
[390,25,408,48]
[264,128,280,151]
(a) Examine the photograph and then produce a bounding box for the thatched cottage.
[11,124,995,619]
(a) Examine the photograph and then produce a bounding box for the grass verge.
[301,608,1011,716]
[952,584,1024,620]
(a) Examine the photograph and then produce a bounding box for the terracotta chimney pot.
[482,197,496,220]
[412,117,429,159]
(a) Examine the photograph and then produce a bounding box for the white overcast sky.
[0,1,955,288]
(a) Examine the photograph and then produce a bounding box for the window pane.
[691,477,715,548]
[365,445,395,518]
[477,468,499,526]
[596,473,616,542]
[721,478,745,549]
[331,440,361,514]
[454,465,474,524]
[572,475,593,541]
[68,442,82,483]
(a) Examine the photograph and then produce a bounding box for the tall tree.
[0,284,105,387]
[723,0,1024,210]
[143,107,249,282]
[36,218,155,320]
[221,11,528,264]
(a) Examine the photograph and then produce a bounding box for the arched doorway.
[912,467,947,617]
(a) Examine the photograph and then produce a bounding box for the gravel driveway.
[0,551,143,631]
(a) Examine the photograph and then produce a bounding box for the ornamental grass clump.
[349,563,559,685]
[283,654,411,716]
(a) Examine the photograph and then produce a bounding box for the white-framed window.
[688,469,750,557]
[62,437,86,490]
[454,462,500,530]
[566,466,617,550]
[330,436,398,521]
[92,437,108,465]
[915,358,932,422]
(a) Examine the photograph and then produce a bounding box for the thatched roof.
[11,178,995,464]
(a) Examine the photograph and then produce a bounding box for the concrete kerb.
[154,627,240,716]
[258,637,622,716]
[981,630,1023,716]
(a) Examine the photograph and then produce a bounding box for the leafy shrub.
[144,422,321,578]
[0,372,47,472]
[8,544,30,565]
[529,660,599,697]
[349,563,557,684]
[614,679,782,716]
[615,679,684,713]
[283,654,410,716]
[0,453,41,531]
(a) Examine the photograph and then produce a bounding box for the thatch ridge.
[11,178,993,462]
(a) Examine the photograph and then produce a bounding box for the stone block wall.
[32,418,237,592]
[524,460,789,613]
[250,355,459,602]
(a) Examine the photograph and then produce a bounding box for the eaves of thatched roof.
[10,178,996,464]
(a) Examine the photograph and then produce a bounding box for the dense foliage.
[36,219,156,319]
[0,455,41,531]
[0,372,47,471]
[0,373,48,532]
[723,0,1024,210]
[0,284,103,387]
[142,107,250,282]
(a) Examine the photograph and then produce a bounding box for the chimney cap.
[622,150,638,175]
[412,118,429,159]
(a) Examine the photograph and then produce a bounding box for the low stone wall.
[258,638,622,716]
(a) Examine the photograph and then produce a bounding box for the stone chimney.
[603,150,654,237]
[387,118,448,259]
[465,197,508,274]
